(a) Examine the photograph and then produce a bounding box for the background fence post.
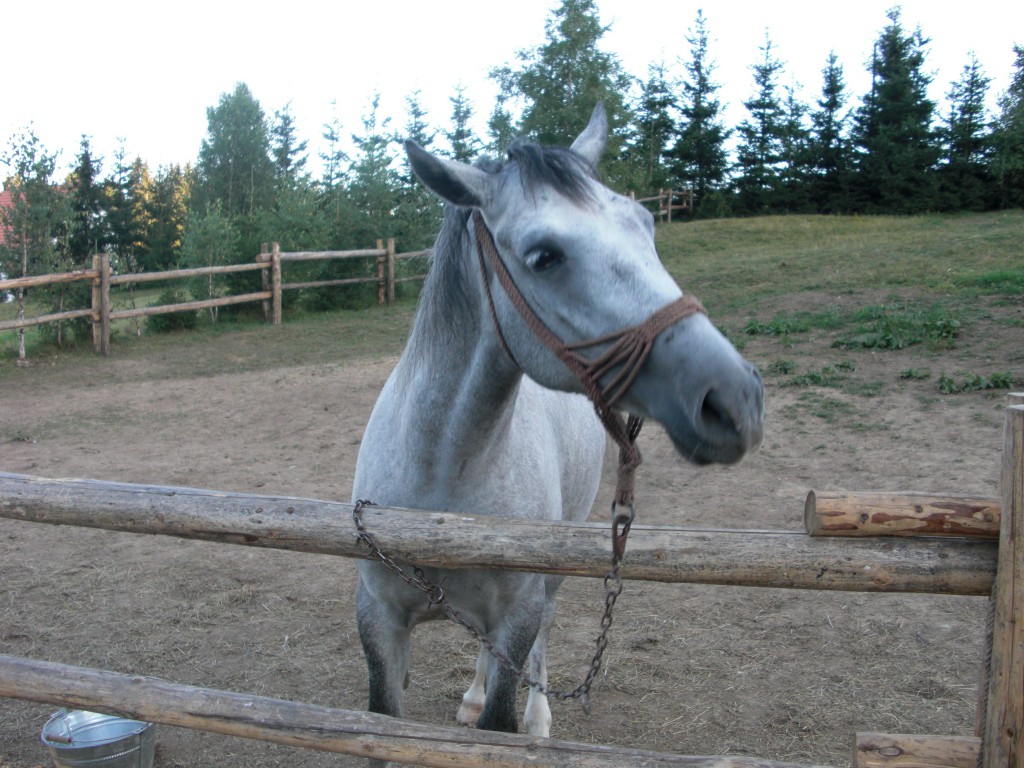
[91,254,101,353]
[259,243,270,323]
[99,252,111,357]
[375,239,385,306]
[386,238,396,306]
[981,395,1024,768]
[271,243,282,326]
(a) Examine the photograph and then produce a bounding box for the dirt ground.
[1,291,1021,768]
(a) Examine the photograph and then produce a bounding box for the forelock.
[495,141,600,204]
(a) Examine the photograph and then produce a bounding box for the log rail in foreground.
[0,472,996,595]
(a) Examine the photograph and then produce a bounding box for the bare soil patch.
[1,292,1021,767]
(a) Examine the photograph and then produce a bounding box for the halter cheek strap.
[470,210,707,507]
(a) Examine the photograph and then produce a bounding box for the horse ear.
[405,141,490,208]
[570,103,608,165]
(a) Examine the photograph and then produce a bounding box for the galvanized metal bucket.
[40,709,156,768]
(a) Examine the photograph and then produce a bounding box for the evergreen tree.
[319,108,358,247]
[938,53,993,211]
[777,84,813,212]
[807,52,853,213]
[444,84,482,162]
[632,60,676,195]
[851,8,939,213]
[486,97,516,154]
[271,102,309,189]
[990,44,1024,208]
[669,10,731,216]
[396,91,442,249]
[349,93,399,244]
[194,83,275,220]
[65,137,107,266]
[104,147,157,274]
[148,164,191,271]
[733,32,787,214]
[490,0,634,184]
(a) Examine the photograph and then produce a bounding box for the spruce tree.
[733,32,787,214]
[632,60,676,195]
[851,8,939,213]
[490,0,634,184]
[396,91,442,250]
[778,84,813,212]
[938,53,993,211]
[271,102,309,190]
[444,84,482,162]
[148,164,191,272]
[808,52,853,213]
[991,44,1024,208]
[669,10,730,216]
[66,137,107,266]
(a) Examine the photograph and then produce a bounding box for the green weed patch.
[937,371,1015,394]
[832,303,961,350]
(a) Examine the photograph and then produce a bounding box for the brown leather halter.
[470,210,707,510]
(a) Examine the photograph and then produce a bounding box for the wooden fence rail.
[0,240,430,356]
[0,472,998,595]
[0,654,821,768]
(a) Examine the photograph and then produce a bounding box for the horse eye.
[527,249,563,273]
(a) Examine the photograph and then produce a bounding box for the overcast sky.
[1,1,1020,178]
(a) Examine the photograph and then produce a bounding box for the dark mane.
[504,141,600,204]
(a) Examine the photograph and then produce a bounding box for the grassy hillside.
[658,210,1024,312]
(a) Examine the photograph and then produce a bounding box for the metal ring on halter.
[610,503,636,561]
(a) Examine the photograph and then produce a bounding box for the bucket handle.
[46,709,74,744]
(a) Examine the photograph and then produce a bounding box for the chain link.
[353,498,634,711]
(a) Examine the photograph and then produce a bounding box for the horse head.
[405,104,763,465]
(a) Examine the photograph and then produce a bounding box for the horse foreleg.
[523,594,557,737]
[356,583,412,720]
[475,609,542,733]
[456,645,488,725]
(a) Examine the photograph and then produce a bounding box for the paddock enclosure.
[1,291,1022,767]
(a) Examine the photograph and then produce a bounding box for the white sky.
[1,0,1020,178]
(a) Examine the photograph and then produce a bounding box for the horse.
[351,103,764,748]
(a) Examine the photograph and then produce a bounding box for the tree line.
[2,1,1023,352]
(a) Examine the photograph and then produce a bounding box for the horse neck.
[396,207,523,467]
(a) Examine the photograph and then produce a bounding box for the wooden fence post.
[91,254,101,353]
[981,395,1024,768]
[667,189,674,223]
[376,239,385,306]
[259,243,270,323]
[386,238,396,306]
[271,243,282,326]
[98,252,111,357]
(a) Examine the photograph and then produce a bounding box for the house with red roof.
[0,188,13,246]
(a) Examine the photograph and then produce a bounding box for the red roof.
[0,188,13,246]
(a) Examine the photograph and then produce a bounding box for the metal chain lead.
[353,499,634,710]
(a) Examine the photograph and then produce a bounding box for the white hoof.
[524,693,552,737]
[456,697,483,726]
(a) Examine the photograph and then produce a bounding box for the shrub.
[146,287,199,333]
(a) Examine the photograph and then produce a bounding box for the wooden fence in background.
[0,241,430,356]
[631,188,694,222]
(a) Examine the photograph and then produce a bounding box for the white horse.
[352,104,763,746]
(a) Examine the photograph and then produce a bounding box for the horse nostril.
[700,388,739,436]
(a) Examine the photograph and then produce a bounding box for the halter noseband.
[470,210,707,507]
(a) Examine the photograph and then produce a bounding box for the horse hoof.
[456,700,483,726]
